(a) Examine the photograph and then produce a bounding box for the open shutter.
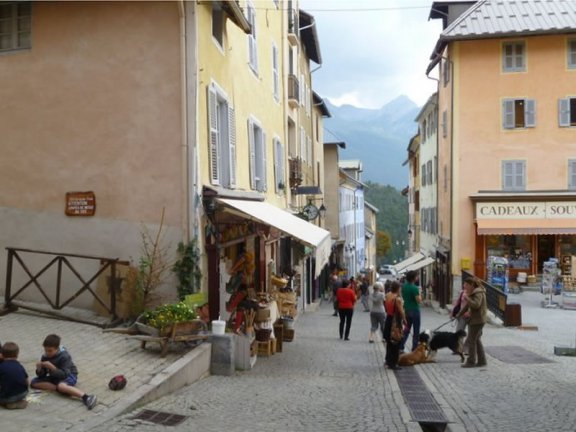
[272,44,279,100]
[502,99,515,129]
[273,138,280,193]
[569,160,576,189]
[278,141,285,192]
[300,127,306,162]
[208,85,220,185]
[559,98,571,127]
[515,161,525,190]
[421,164,426,186]
[260,132,267,191]
[524,99,536,128]
[228,106,236,188]
[502,161,513,190]
[442,110,447,137]
[248,119,256,190]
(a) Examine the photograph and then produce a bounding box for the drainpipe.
[178,0,190,241]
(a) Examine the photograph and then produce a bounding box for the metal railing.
[3,247,125,325]
[462,269,507,321]
[288,74,300,104]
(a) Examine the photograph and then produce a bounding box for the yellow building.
[428,1,576,302]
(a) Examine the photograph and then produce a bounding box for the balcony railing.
[288,74,299,107]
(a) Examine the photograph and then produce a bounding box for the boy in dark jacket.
[0,342,29,409]
[30,334,97,410]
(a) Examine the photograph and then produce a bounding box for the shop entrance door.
[537,236,555,273]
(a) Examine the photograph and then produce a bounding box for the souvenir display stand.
[487,256,509,294]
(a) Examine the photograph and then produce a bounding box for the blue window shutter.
[569,160,576,189]
[261,131,267,192]
[524,99,536,128]
[515,161,525,190]
[502,161,514,190]
[503,99,515,129]
[207,85,220,185]
[559,98,571,127]
[248,119,256,190]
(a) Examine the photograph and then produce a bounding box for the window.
[248,117,267,192]
[211,3,224,48]
[207,83,236,188]
[421,164,426,187]
[441,110,448,138]
[503,41,526,72]
[559,98,576,127]
[502,99,536,129]
[274,137,285,193]
[569,39,576,69]
[427,160,433,185]
[442,59,450,87]
[272,43,279,101]
[300,126,306,162]
[0,1,31,52]
[247,1,258,73]
[502,160,526,191]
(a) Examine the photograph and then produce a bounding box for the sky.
[299,0,444,109]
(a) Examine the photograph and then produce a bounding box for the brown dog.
[398,342,434,366]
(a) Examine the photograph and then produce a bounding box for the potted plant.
[137,301,200,337]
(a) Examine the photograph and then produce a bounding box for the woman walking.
[457,278,487,368]
[336,279,356,341]
[383,281,407,370]
[368,282,386,343]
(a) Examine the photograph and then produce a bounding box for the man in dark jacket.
[31,334,98,409]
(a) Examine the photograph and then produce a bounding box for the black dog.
[429,330,467,362]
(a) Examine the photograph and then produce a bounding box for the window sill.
[0,47,31,57]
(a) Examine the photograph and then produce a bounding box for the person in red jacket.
[336,279,357,340]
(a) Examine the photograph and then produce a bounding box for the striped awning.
[476,219,576,235]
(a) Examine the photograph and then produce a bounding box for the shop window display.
[559,235,576,256]
[486,235,531,269]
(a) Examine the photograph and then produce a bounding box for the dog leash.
[432,318,455,333]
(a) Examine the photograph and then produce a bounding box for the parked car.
[377,268,397,283]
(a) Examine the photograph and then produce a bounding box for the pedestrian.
[359,276,370,312]
[0,342,29,410]
[349,276,357,296]
[330,270,342,317]
[401,270,422,352]
[336,279,356,340]
[368,282,386,343]
[457,278,488,368]
[31,334,98,409]
[383,281,407,370]
[451,284,471,333]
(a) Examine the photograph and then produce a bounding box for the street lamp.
[319,203,327,218]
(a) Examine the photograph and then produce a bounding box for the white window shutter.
[274,138,280,193]
[228,106,237,188]
[208,85,220,185]
[261,131,267,192]
[300,127,305,162]
[248,119,256,190]
[272,44,279,101]
[524,99,536,128]
[559,98,571,127]
[503,99,515,129]
[300,73,305,106]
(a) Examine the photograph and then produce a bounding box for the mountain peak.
[380,95,418,111]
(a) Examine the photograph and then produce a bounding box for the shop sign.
[65,191,96,216]
[476,201,576,220]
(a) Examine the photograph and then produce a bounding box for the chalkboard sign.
[66,191,96,216]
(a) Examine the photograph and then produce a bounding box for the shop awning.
[217,198,331,276]
[403,257,435,273]
[393,252,425,274]
[476,219,576,235]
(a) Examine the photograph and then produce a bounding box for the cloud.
[302,0,443,108]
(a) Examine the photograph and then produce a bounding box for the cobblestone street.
[92,291,576,432]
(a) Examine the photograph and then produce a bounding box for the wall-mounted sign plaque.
[66,191,96,216]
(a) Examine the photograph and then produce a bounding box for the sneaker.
[5,400,28,410]
[461,363,475,368]
[369,340,374,344]
[84,394,98,410]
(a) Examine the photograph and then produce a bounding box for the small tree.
[376,230,392,259]
[173,239,203,300]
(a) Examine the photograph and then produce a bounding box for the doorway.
[537,236,556,273]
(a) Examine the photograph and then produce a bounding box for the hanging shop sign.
[476,201,576,220]
[65,191,96,216]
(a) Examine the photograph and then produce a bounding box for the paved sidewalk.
[0,311,194,432]
[91,303,418,432]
